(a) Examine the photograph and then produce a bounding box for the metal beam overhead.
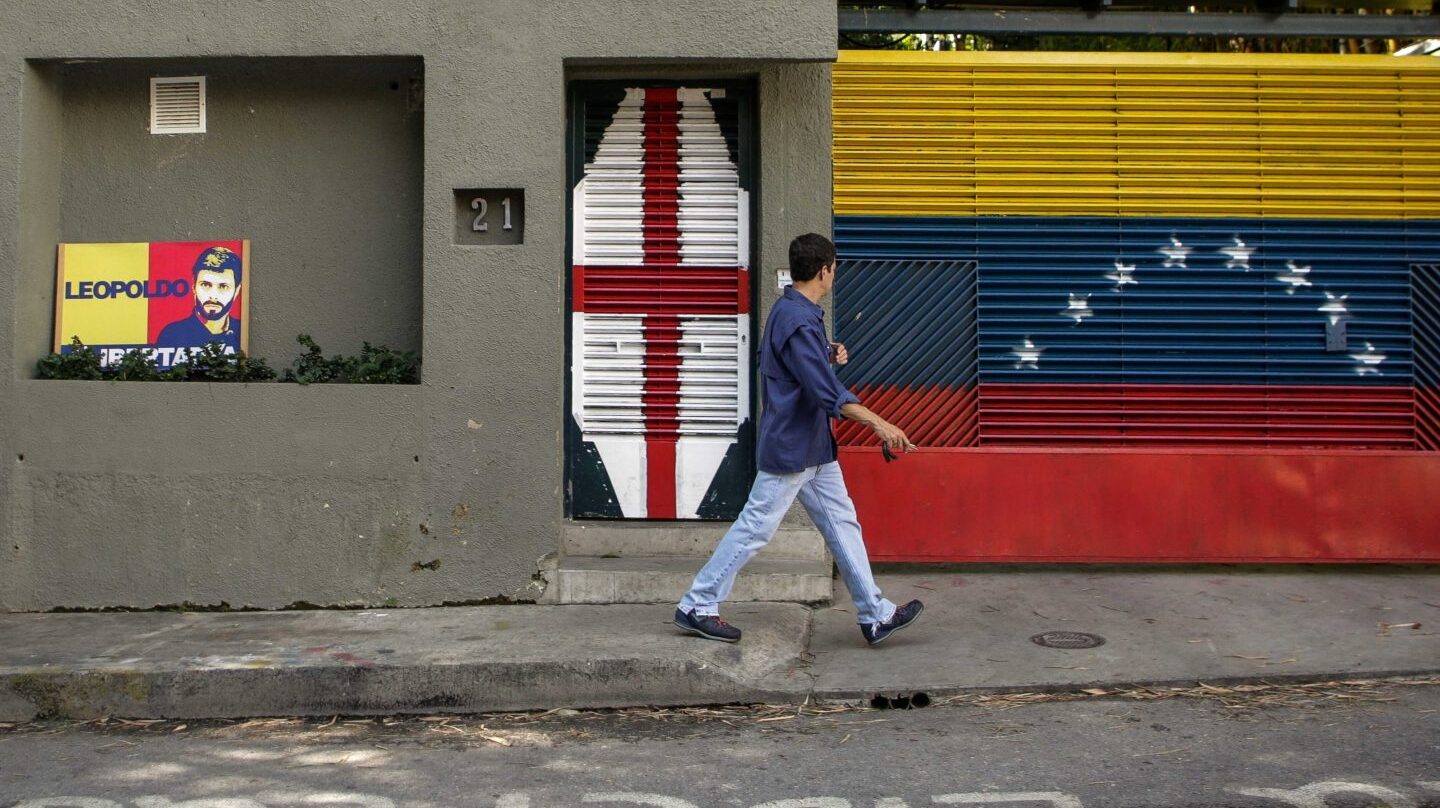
[839,8,1440,36]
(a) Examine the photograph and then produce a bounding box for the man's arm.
[827,341,913,452]
[781,325,915,452]
[840,401,914,453]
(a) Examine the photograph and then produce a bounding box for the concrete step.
[542,555,833,606]
[562,523,828,561]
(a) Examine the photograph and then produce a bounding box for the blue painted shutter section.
[835,259,980,447]
[833,219,1440,449]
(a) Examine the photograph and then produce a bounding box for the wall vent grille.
[150,76,206,135]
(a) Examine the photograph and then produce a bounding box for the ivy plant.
[37,335,416,384]
[35,337,105,380]
[283,334,420,385]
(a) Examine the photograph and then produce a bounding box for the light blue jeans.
[679,461,897,626]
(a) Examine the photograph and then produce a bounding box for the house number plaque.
[454,188,524,245]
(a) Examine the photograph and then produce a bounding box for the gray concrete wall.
[0,1,836,610]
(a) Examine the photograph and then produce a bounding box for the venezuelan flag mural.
[55,240,249,370]
[832,52,1440,561]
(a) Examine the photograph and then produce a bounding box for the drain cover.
[1031,631,1106,649]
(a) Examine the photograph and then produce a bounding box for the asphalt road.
[2,679,1437,808]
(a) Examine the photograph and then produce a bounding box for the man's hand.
[829,342,849,366]
[871,418,914,453]
[840,402,916,453]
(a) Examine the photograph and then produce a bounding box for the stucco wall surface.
[0,1,836,609]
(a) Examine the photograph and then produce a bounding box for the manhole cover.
[1030,631,1106,649]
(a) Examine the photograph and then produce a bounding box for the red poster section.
[147,241,245,344]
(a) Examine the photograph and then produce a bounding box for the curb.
[1,658,811,721]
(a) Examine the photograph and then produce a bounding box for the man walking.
[675,233,923,647]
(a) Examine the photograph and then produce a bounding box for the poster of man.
[154,246,243,354]
[54,240,249,370]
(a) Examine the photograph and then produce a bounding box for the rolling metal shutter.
[833,52,1440,450]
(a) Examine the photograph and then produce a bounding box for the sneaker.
[673,607,742,643]
[861,599,924,647]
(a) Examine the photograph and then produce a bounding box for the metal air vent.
[149,76,206,135]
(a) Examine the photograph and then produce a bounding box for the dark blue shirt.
[155,315,240,352]
[757,286,859,474]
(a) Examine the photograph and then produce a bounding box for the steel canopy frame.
[839,8,1440,37]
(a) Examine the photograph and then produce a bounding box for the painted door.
[566,83,755,520]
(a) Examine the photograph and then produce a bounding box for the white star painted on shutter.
[1276,260,1313,294]
[1060,293,1094,324]
[1012,337,1044,370]
[1105,260,1137,292]
[1350,342,1386,376]
[1158,236,1191,269]
[1318,291,1350,326]
[1220,236,1254,270]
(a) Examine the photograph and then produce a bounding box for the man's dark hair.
[788,233,836,282]
[191,246,243,285]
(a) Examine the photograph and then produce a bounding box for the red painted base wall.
[838,447,1440,562]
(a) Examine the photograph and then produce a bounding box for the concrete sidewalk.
[2,567,1437,721]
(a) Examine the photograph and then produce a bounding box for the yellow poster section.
[55,242,150,349]
[834,51,1440,220]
